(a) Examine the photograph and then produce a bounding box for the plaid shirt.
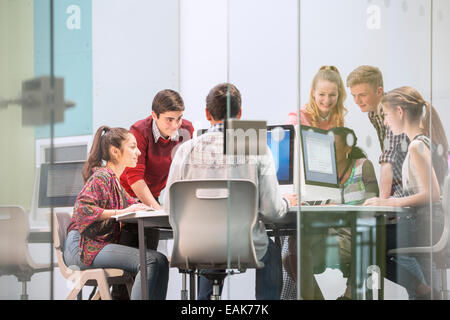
[164,121,290,260]
[368,105,408,197]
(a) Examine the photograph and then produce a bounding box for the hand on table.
[284,193,298,207]
[122,203,152,213]
[363,197,392,206]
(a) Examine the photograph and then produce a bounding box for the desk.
[116,205,408,300]
[115,210,171,300]
[269,205,408,299]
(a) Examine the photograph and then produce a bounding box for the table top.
[289,204,407,212]
[113,205,409,228]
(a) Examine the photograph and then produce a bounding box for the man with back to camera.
[164,83,298,300]
[346,66,433,300]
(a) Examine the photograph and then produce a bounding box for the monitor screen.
[267,125,294,185]
[197,125,294,185]
[300,125,338,188]
[38,161,85,208]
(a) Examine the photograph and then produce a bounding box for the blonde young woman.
[287,65,347,129]
[282,65,347,300]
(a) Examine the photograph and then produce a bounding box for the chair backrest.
[435,174,450,253]
[169,179,263,270]
[53,211,72,251]
[0,206,30,269]
[53,211,74,279]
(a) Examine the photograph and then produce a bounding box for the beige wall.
[0,0,36,211]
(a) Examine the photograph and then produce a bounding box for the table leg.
[138,219,148,300]
[365,225,375,300]
[190,273,196,300]
[350,212,357,300]
[376,215,386,300]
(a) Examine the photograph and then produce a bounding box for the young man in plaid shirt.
[346,66,432,300]
[347,65,408,198]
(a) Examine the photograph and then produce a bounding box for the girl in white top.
[364,86,448,299]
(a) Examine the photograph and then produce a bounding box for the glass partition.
[3,0,448,302]
[430,0,450,301]
[223,0,449,301]
[0,0,54,300]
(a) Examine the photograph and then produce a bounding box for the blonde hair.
[346,65,384,91]
[306,65,347,128]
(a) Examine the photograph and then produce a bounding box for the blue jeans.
[197,238,281,300]
[64,230,169,300]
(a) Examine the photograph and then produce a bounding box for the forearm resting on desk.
[96,203,151,221]
[130,179,162,210]
[379,162,394,199]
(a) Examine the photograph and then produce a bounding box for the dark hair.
[82,126,130,183]
[152,89,185,117]
[206,83,241,120]
[330,126,367,160]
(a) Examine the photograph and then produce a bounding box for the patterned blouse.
[68,166,139,266]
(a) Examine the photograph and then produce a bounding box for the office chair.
[0,206,53,300]
[168,179,264,300]
[388,174,450,300]
[53,211,134,300]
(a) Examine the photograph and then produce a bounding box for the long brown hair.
[382,86,448,153]
[82,126,130,182]
[382,86,448,184]
[306,65,347,127]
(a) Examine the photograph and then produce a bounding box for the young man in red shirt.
[120,89,194,210]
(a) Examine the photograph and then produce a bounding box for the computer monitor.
[298,125,341,202]
[196,125,294,185]
[38,161,85,208]
[267,125,294,185]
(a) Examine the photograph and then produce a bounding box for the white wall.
[179,0,228,132]
[92,0,180,131]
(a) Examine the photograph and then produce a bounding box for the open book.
[112,208,168,220]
